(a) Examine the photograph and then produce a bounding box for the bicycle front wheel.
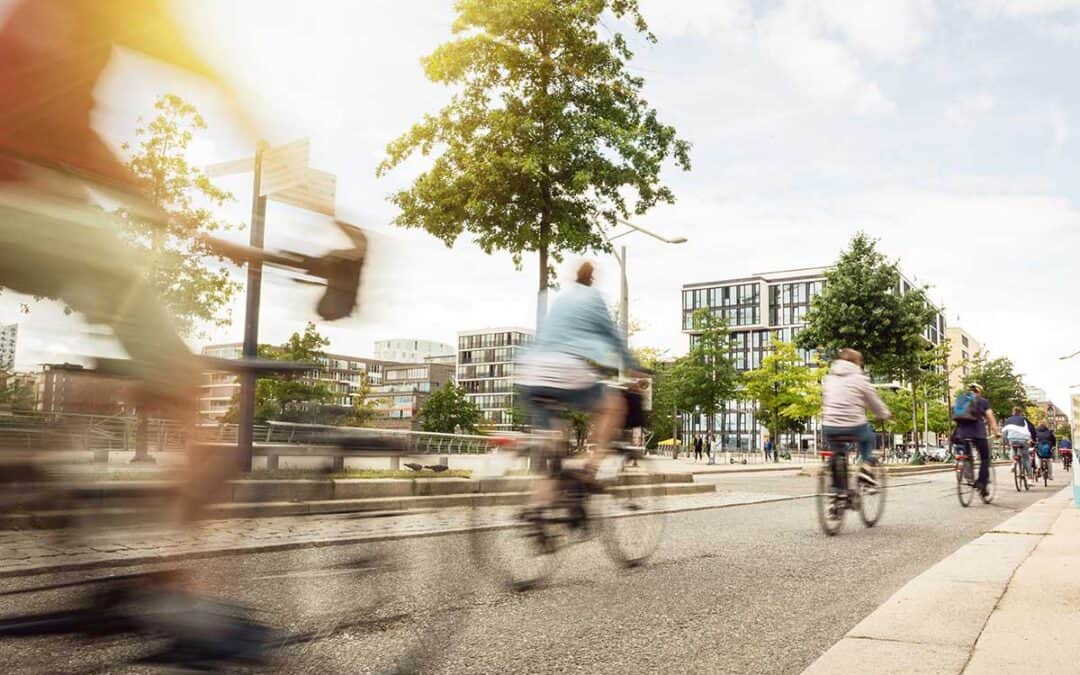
[816,456,845,536]
[858,462,887,527]
[598,453,667,568]
[956,460,974,507]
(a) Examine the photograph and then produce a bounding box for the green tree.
[377,0,690,308]
[797,232,938,380]
[117,94,240,338]
[339,379,379,428]
[223,323,334,423]
[0,372,35,411]
[645,360,678,448]
[675,309,739,436]
[419,383,482,434]
[742,342,822,448]
[961,354,1029,421]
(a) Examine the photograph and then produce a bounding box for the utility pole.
[236,140,268,472]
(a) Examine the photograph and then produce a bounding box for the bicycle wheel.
[1043,460,1049,487]
[598,452,667,568]
[1013,460,1022,492]
[956,459,974,507]
[816,455,845,536]
[469,449,563,592]
[857,461,887,527]
[981,462,996,504]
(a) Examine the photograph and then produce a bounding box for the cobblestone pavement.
[0,489,804,577]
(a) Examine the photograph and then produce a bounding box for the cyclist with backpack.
[1061,438,1073,471]
[1001,407,1036,480]
[1035,423,1056,480]
[952,383,1000,497]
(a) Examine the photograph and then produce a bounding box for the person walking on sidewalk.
[821,349,892,488]
[693,435,703,462]
[707,433,717,465]
[764,437,774,462]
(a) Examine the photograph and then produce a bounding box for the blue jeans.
[823,424,877,464]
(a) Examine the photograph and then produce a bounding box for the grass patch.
[241,468,473,480]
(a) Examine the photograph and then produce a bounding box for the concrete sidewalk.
[803,484,1079,674]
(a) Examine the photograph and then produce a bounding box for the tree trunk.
[536,197,550,329]
[911,377,920,459]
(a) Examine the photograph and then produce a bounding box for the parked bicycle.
[815,434,887,536]
[955,439,996,507]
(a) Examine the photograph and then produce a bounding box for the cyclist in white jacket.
[822,348,892,484]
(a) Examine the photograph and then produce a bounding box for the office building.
[374,338,455,365]
[457,327,533,430]
[198,342,393,423]
[365,363,456,429]
[39,363,135,415]
[1026,385,1048,405]
[681,266,947,449]
[0,323,16,371]
[945,326,984,395]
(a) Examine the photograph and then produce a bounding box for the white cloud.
[815,0,937,63]
[970,0,1080,17]
[1050,105,1070,150]
[945,91,996,126]
[638,0,752,38]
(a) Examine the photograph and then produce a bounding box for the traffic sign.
[259,138,309,196]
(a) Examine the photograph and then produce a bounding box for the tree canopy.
[117,94,240,338]
[674,309,739,434]
[377,0,691,290]
[961,354,1030,421]
[742,342,822,441]
[797,232,939,381]
[419,383,482,434]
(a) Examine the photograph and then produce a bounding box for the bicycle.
[1063,452,1073,472]
[1037,450,1053,487]
[1010,442,1031,492]
[955,439,996,507]
[815,434,887,537]
[471,402,666,591]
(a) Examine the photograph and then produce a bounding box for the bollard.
[389,455,400,470]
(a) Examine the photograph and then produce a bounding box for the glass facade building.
[456,328,533,429]
[682,267,946,450]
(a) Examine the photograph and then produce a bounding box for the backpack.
[951,392,979,422]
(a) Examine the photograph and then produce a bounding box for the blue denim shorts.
[519,384,606,429]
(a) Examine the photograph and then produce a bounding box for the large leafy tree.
[117,94,240,338]
[675,309,739,436]
[742,342,822,448]
[961,354,1030,421]
[797,232,938,380]
[419,383,482,434]
[377,0,691,307]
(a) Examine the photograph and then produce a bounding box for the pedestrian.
[706,433,716,465]
[693,435,703,462]
[764,437,774,462]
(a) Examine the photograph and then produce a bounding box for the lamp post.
[603,218,687,341]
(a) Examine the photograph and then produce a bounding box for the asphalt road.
[0,465,1061,674]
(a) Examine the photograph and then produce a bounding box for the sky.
[3,0,1080,411]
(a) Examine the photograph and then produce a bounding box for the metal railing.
[197,421,495,455]
[0,411,184,453]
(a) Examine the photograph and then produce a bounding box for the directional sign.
[259,138,309,196]
[268,168,336,216]
[203,138,310,197]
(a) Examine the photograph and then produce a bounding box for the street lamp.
[603,218,688,340]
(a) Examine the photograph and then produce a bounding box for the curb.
[801,484,1073,675]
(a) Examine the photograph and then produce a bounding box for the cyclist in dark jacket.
[1035,424,1057,480]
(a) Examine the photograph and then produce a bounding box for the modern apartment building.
[0,323,17,371]
[365,363,455,429]
[374,338,455,365]
[198,342,393,423]
[1025,385,1048,404]
[945,326,984,395]
[681,266,947,450]
[457,327,533,430]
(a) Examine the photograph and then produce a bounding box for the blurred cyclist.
[952,383,1000,497]
[517,261,640,505]
[821,348,891,490]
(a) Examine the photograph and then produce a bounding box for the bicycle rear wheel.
[956,459,974,507]
[1043,460,1049,487]
[1013,460,1022,492]
[816,455,845,536]
[857,461,887,527]
[598,452,667,568]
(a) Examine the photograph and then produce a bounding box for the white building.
[682,266,947,450]
[374,338,454,364]
[1026,385,1048,404]
[0,323,17,371]
[457,327,533,430]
